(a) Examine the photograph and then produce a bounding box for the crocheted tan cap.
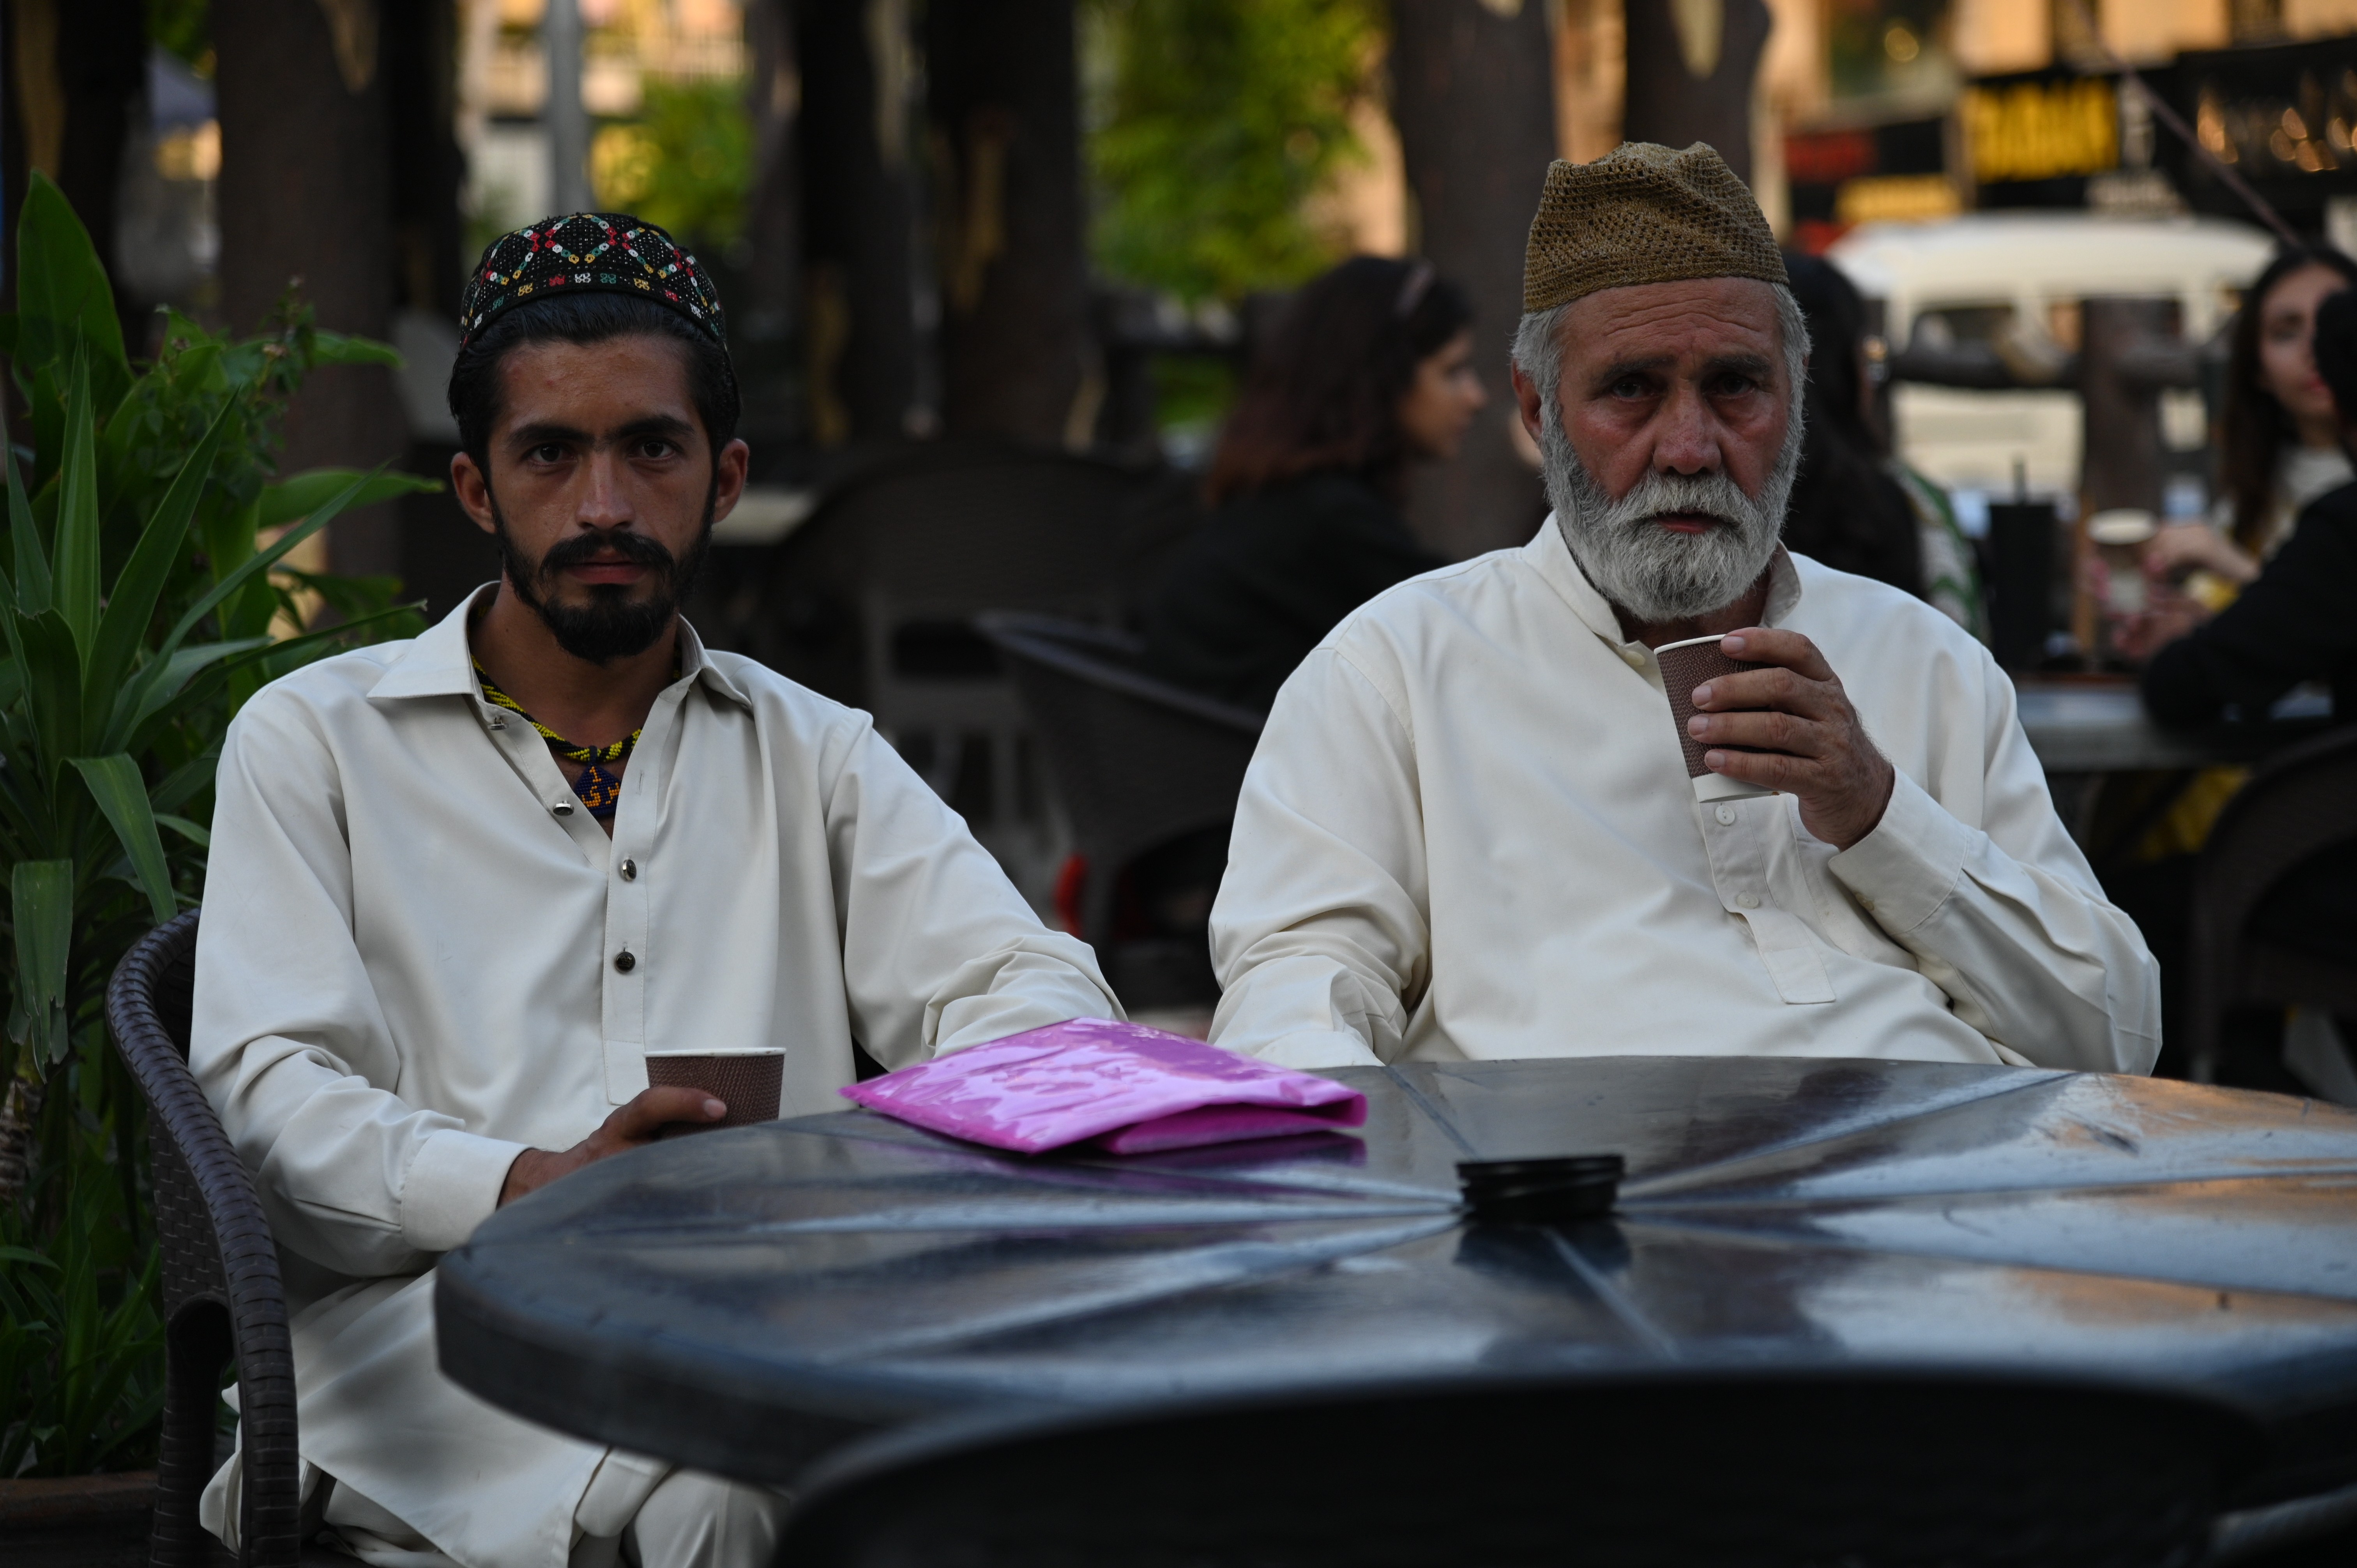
[1523,142,1788,314]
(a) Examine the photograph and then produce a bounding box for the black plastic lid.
[1457,1154,1624,1222]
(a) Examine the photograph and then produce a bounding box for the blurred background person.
[2110,251,2357,865]
[1778,253,1984,637]
[2141,247,2357,606]
[1144,256,1481,712]
[2115,284,2357,1089]
[2144,283,2357,730]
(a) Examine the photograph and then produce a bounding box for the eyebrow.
[1589,350,1775,390]
[505,413,699,449]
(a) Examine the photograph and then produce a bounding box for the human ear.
[451,451,498,537]
[1509,363,1548,443]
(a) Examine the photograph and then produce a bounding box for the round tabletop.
[436,1057,2357,1494]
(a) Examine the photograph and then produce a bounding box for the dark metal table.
[437,1057,2357,1505]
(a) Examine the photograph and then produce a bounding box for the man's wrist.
[498,1147,559,1207]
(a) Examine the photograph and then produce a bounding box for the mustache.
[535,528,679,580]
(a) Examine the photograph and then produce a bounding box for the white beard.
[1539,407,1804,623]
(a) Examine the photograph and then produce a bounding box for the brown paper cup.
[1655,634,1774,803]
[645,1049,785,1137]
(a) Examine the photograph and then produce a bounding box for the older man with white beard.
[1204,142,2159,1074]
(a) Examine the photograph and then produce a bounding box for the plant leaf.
[256,468,437,529]
[7,442,51,617]
[124,467,380,722]
[110,637,271,748]
[307,332,403,368]
[153,814,209,847]
[51,350,101,662]
[9,608,85,782]
[85,404,232,713]
[10,860,73,1066]
[12,174,130,404]
[69,756,176,925]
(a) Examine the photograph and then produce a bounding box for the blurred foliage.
[1084,0,1381,303]
[147,0,212,72]
[593,78,754,250]
[1150,355,1239,456]
[0,173,430,1476]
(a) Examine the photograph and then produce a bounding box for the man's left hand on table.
[1683,627,1896,851]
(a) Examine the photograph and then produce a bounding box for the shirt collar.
[1525,514,1804,653]
[366,582,754,712]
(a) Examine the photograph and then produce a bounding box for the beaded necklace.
[474,662,640,822]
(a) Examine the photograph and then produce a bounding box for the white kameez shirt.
[192,588,1118,1568]
[1209,523,2160,1075]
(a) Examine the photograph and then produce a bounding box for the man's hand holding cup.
[1675,627,1895,851]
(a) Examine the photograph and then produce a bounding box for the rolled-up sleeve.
[1830,666,2161,1074]
[1208,648,1427,1067]
[193,698,524,1277]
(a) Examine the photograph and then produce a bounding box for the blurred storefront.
[1747,0,2357,252]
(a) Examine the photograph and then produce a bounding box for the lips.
[566,560,649,585]
[1650,511,1728,535]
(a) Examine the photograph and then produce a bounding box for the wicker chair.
[2184,726,2357,1084]
[107,909,308,1568]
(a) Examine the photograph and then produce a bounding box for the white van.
[1827,213,2276,510]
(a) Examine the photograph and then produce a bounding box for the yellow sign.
[1836,174,1964,225]
[1964,78,2119,184]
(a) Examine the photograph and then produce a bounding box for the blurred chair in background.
[979,613,1260,1020]
[2186,725,2357,1097]
[740,441,1198,902]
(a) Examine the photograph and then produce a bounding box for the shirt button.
[1715,805,1737,826]
[553,801,574,818]
[1735,893,1759,910]
[620,859,638,881]
[614,950,637,973]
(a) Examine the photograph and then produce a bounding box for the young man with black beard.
[189,217,1120,1568]
[1205,145,2158,1076]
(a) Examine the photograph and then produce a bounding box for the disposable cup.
[644,1049,785,1137]
[1655,634,1774,803]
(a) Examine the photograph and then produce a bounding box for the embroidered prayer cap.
[1522,142,1788,314]
[459,213,726,351]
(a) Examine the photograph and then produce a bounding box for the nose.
[577,446,633,532]
[1651,383,1722,476]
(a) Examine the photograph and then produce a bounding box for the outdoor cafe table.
[2016,677,2329,773]
[436,1057,2357,1504]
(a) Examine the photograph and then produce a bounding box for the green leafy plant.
[0,171,432,1476]
[1085,0,1382,304]
[592,78,755,251]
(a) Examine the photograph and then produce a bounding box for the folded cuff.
[399,1127,530,1253]
[1827,770,1976,938]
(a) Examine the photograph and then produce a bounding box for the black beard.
[488,483,716,664]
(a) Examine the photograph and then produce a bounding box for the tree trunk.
[215,0,407,578]
[926,0,1088,447]
[382,0,467,321]
[1388,0,1558,559]
[5,0,147,334]
[737,0,804,452]
[1621,0,1771,186]
[799,0,921,447]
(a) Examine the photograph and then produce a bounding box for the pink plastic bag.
[839,1017,1367,1155]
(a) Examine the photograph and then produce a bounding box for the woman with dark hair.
[1144,255,1483,710]
[1777,253,1984,632]
[1777,255,1925,592]
[2145,245,2357,592]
